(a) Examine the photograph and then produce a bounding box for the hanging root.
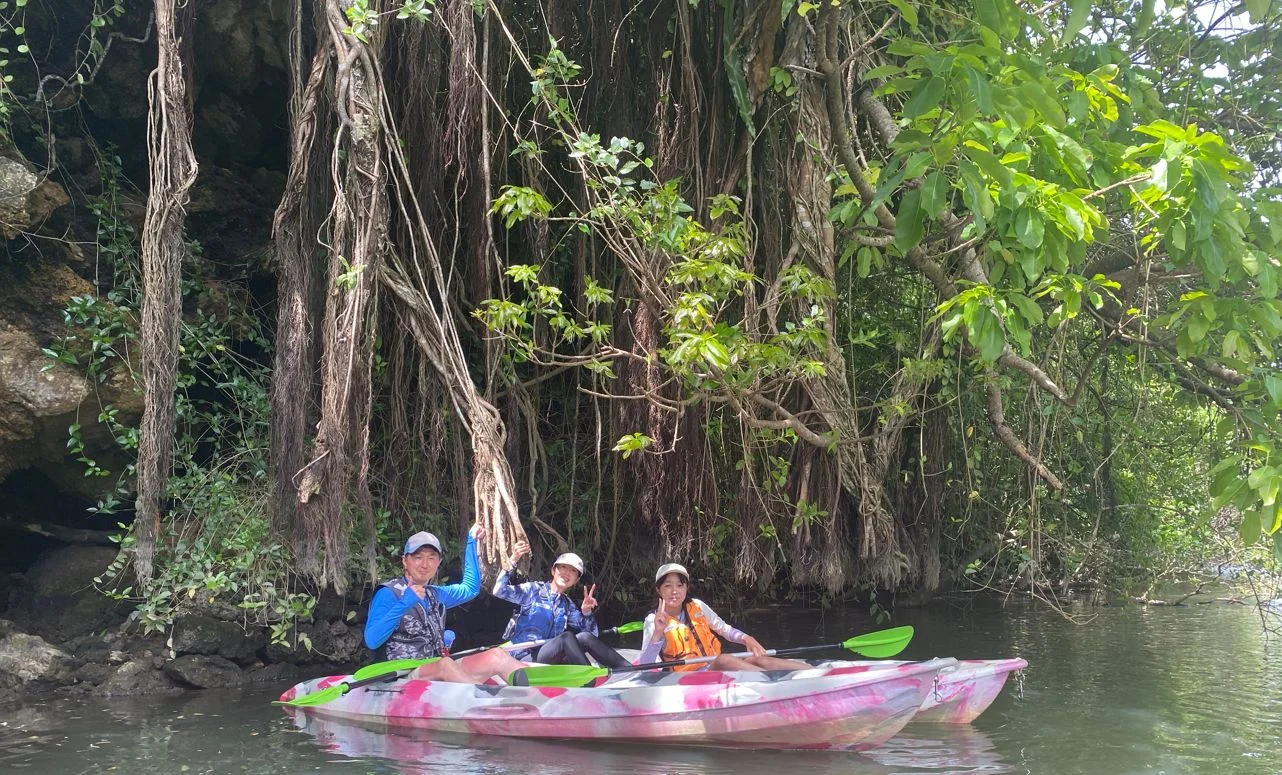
[134,0,197,588]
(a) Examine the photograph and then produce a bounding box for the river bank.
[4,541,1278,710]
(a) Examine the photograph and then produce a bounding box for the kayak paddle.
[279,620,645,706]
[275,664,424,707]
[509,625,915,688]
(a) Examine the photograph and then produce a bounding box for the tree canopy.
[3,0,1280,628]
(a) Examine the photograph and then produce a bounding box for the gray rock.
[9,546,131,642]
[264,621,364,665]
[0,321,143,501]
[171,614,264,664]
[71,661,115,686]
[0,155,69,238]
[63,634,113,663]
[162,654,244,689]
[93,658,184,697]
[0,623,76,689]
[245,662,299,684]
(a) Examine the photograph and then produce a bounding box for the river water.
[4,594,1281,774]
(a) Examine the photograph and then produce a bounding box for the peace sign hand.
[652,598,675,641]
[581,584,598,614]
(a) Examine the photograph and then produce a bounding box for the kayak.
[279,657,956,751]
[790,657,1026,723]
[612,650,1027,723]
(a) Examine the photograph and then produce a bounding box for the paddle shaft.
[454,622,631,659]
[607,641,850,673]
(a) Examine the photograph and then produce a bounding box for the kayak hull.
[280,658,955,751]
[610,651,1027,724]
[810,658,1026,723]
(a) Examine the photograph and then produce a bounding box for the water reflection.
[289,709,1017,775]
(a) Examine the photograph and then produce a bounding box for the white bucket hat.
[402,531,443,556]
[654,562,689,583]
[553,552,585,575]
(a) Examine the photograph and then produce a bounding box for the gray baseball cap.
[654,562,689,583]
[403,531,443,556]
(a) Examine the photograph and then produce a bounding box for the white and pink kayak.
[279,657,956,751]
[610,652,1027,724]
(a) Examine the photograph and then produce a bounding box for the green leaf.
[921,172,948,219]
[959,160,994,231]
[1019,249,1041,284]
[903,77,947,119]
[722,8,756,136]
[1015,209,1045,249]
[886,0,918,28]
[857,247,874,278]
[1265,375,1282,406]
[895,188,925,253]
[1241,509,1262,546]
[1186,313,1209,344]
[862,64,904,82]
[965,147,1013,187]
[964,66,993,114]
[970,306,1006,362]
[1135,0,1155,36]
[975,1,1014,36]
[1063,0,1091,42]
[1245,0,1269,23]
[904,152,932,181]
[1017,80,1067,128]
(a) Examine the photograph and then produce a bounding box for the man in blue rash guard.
[365,524,526,683]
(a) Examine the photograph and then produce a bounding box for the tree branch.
[985,377,1065,490]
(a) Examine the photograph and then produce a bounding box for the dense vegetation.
[2,0,1280,634]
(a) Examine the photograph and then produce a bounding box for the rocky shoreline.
[0,546,372,706]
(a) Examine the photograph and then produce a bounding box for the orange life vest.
[660,601,722,671]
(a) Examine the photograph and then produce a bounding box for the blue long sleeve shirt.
[363,533,481,651]
[491,569,597,652]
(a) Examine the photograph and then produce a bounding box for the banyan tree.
[109,0,1282,599]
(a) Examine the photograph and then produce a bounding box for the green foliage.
[44,153,324,642]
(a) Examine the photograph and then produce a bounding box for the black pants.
[534,631,632,669]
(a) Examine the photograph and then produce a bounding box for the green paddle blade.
[351,658,435,681]
[274,683,349,707]
[509,664,606,688]
[611,620,644,635]
[840,625,914,658]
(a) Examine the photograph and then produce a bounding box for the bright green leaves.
[1212,449,1282,549]
[491,185,553,228]
[475,263,616,360]
[611,432,654,459]
[936,283,1047,362]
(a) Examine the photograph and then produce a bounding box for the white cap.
[403,531,443,556]
[654,562,689,583]
[553,552,585,575]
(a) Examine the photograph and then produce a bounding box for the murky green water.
[4,596,1280,774]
